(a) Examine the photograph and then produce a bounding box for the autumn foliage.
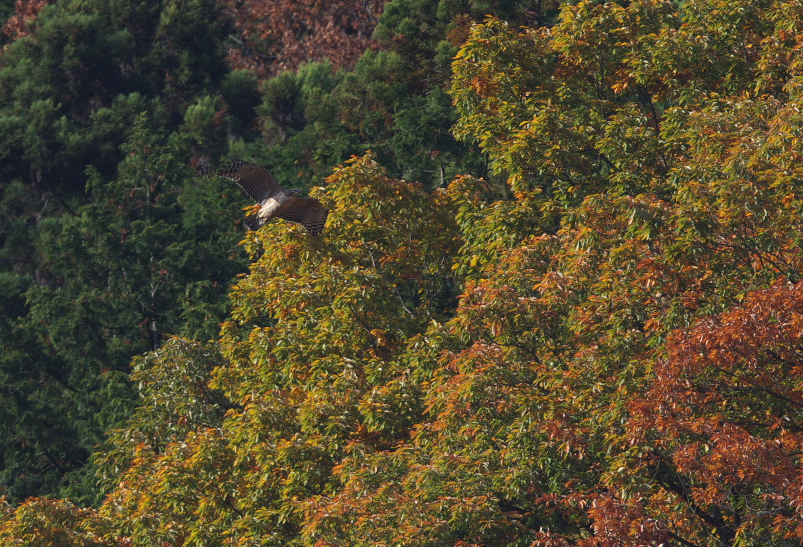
[1,0,48,41]
[221,0,389,78]
[6,0,803,546]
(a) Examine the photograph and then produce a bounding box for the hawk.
[218,160,328,236]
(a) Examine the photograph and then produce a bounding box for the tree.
[9,1,803,546]
[272,1,803,545]
[1,0,48,43]
[228,0,565,195]
[0,497,118,547]
[92,155,461,545]
[221,0,390,78]
[0,0,251,503]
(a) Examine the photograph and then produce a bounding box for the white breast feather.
[258,195,287,219]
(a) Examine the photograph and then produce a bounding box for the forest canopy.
[3,0,803,546]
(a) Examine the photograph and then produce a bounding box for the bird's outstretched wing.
[218,160,283,203]
[276,198,328,237]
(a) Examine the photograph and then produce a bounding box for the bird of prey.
[218,160,328,236]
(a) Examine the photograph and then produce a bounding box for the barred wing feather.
[277,198,328,237]
[217,160,283,203]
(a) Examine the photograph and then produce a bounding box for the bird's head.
[286,189,301,197]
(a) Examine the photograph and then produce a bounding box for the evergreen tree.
[0,0,253,503]
[230,0,566,193]
[11,1,803,546]
[0,1,793,545]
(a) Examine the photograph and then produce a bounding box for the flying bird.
[218,160,328,236]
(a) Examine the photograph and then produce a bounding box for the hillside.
[3,0,803,546]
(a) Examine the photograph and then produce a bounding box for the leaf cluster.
[9,1,803,547]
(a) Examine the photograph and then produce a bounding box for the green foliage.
[9,0,803,546]
[0,0,248,504]
[233,0,556,193]
[238,51,487,194]
[87,156,460,545]
[0,112,247,504]
[220,70,261,134]
[81,1,803,545]
[95,338,230,495]
[0,0,14,27]
[0,497,116,547]
[0,0,232,190]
